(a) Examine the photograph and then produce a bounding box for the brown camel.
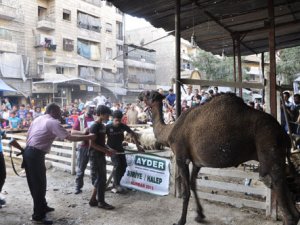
[138,91,300,225]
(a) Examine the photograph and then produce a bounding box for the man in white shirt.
[93,92,107,107]
[183,85,194,108]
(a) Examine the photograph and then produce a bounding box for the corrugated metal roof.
[109,0,300,56]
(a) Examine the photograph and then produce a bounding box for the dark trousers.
[90,150,106,203]
[75,146,90,190]
[111,154,127,186]
[23,147,48,220]
[0,152,6,192]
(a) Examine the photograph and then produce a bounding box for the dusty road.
[1,157,283,225]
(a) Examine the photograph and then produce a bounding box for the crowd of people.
[0,88,273,224]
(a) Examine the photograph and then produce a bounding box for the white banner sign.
[121,154,171,196]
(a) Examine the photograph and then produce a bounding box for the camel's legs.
[174,159,190,225]
[258,151,299,225]
[190,165,205,222]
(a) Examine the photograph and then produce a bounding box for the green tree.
[191,49,249,81]
[277,46,300,84]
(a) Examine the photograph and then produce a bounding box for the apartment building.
[0,0,125,106]
[0,0,31,105]
[123,44,156,102]
[126,27,197,92]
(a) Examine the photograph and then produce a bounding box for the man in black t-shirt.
[88,105,116,210]
[106,110,143,193]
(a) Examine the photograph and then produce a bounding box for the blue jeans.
[75,146,90,190]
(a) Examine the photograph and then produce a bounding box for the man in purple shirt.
[23,103,95,225]
[72,101,96,194]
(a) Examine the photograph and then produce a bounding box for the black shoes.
[31,218,53,224]
[0,198,6,208]
[44,206,55,213]
[74,189,82,195]
[89,200,115,210]
[98,202,115,210]
[89,199,98,207]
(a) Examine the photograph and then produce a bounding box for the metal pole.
[268,0,277,118]
[237,37,243,98]
[175,0,181,118]
[174,0,182,198]
[232,37,237,94]
[261,52,265,105]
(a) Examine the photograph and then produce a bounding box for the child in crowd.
[106,110,143,193]
[8,111,21,129]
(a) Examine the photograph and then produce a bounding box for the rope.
[9,147,25,178]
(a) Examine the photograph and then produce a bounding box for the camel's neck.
[151,102,174,146]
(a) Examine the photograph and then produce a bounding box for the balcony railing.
[37,16,55,31]
[0,3,17,20]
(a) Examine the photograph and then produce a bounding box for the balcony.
[0,40,17,53]
[0,3,17,20]
[125,58,156,70]
[37,17,55,31]
[37,49,56,60]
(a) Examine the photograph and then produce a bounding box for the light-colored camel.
[138,91,299,225]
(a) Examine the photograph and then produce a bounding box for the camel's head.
[138,91,165,107]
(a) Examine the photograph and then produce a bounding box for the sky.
[125,14,152,31]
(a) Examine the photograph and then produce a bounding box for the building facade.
[0,0,31,105]
[126,27,197,91]
[123,44,156,102]
[0,0,125,106]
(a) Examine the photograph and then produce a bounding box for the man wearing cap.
[72,101,96,194]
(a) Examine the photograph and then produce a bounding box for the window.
[77,11,101,32]
[38,6,47,20]
[56,67,64,74]
[63,38,74,51]
[116,44,123,54]
[116,21,123,40]
[106,48,112,60]
[63,9,71,21]
[105,23,112,33]
[77,39,101,61]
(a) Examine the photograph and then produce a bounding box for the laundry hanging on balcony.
[0,53,27,81]
[77,39,100,60]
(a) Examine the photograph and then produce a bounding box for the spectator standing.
[191,89,201,107]
[33,106,43,119]
[78,99,85,112]
[22,112,33,128]
[126,104,138,125]
[183,85,194,107]
[17,104,28,120]
[93,92,107,107]
[4,98,11,110]
[8,111,21,129]
[72,101,96,194]
[166,89,176,107]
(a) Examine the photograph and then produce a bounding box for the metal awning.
[109,0,300,56]
[0,79,17,92]
[33,77,100,86]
